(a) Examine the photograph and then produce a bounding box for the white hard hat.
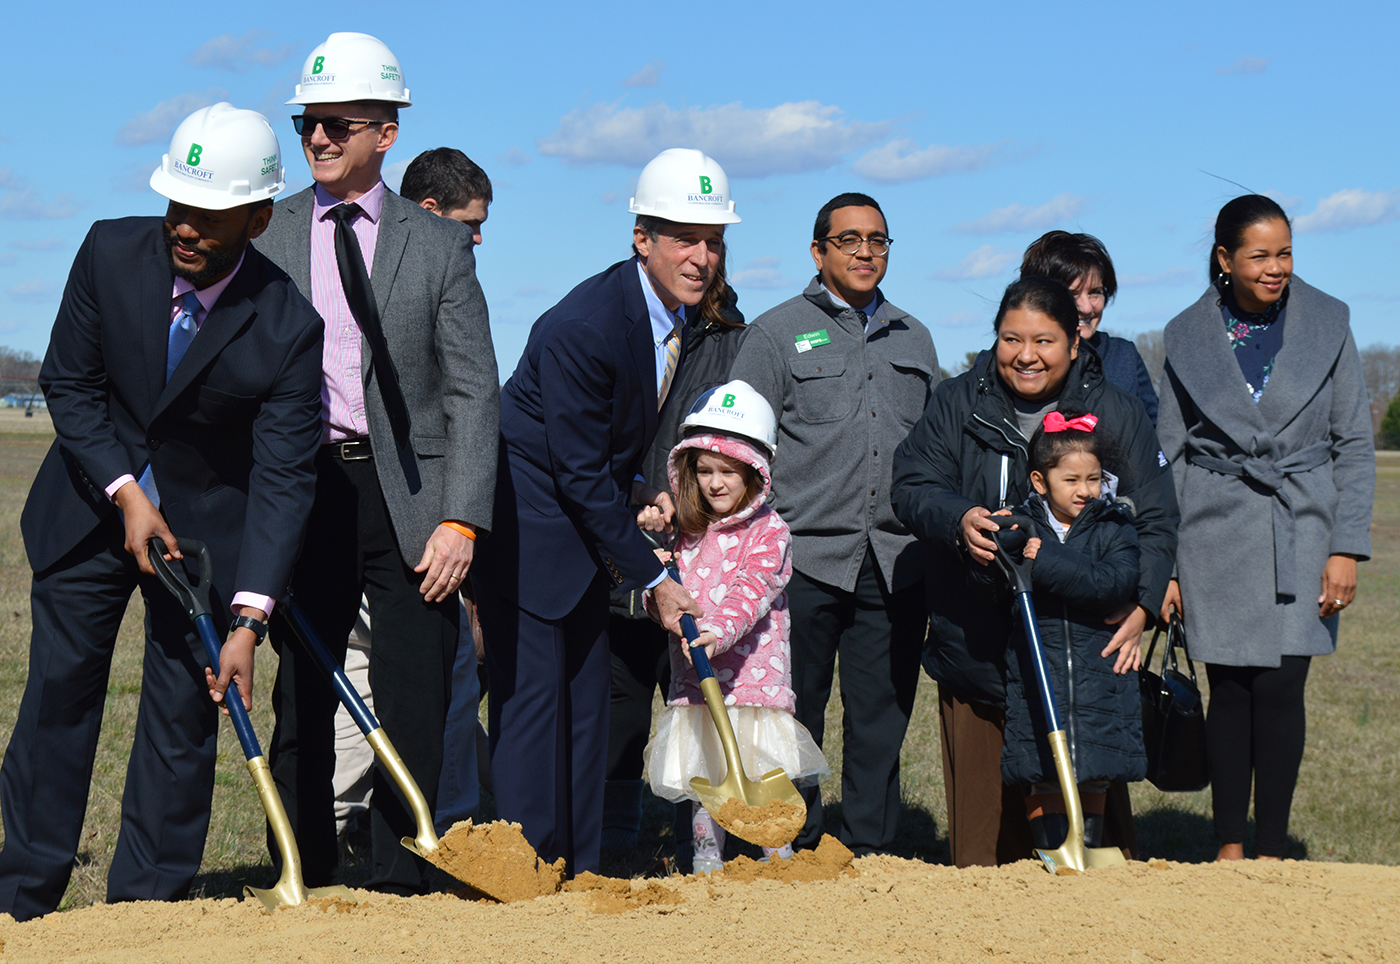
[287,32,411,106]
[149,103,285,210]
[629,148,740,225]
[680,380,776,456]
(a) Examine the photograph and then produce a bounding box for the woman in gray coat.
[1157,195,1374,861]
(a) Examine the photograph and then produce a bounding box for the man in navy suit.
[472,149,741,874]
[0,105,324,921]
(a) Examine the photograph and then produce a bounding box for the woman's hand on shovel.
[205,613,258,714]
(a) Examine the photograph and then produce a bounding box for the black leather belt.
[325,438,373,461]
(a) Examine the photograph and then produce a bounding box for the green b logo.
[312,56,325,74]
[698,175,713,195]
[722,393,736,408]
[186,143,203,166]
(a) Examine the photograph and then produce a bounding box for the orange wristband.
[442,521,477,541]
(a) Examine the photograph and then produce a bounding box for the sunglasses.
[291,115,387,140]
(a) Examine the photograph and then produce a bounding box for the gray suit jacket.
[1158,277,1374,666]
[254,186,500,563]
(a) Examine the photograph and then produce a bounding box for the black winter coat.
[890,347,1178,705]
[1000,494,1147,787]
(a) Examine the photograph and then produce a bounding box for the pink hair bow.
[1043,411,1098,433]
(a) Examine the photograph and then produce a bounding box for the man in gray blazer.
[252,31,499,895]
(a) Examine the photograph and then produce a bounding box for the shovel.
[278,595,526,901]
[147,538,355,910]
[645,531,806,846]
[989,518,1127,874]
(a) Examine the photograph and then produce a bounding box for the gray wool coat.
[1157,277,1374,666]
[254,186,500,564]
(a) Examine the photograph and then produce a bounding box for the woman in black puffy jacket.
[891,277,1178,866]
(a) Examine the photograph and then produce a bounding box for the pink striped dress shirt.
[311,180,384,443]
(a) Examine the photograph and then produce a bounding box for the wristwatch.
[230,614,269,645]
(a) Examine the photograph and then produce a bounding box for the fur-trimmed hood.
[667,431,772,530]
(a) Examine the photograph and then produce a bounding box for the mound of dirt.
[426,819,565,902]
[1,853,1397,963]
[714,797,806,847]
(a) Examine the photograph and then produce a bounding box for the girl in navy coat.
[1000,411,1146,852]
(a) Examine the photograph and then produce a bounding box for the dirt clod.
[563,873,684,914]
[714,833,856,883]
[425,819,565,903]
[713,797,805,847]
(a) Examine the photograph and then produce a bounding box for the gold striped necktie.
[658,320,681,410]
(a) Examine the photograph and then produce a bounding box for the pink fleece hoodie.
[649,431,794,713]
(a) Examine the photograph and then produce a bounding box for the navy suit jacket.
[476,258,685,620]
[21,217,325,610]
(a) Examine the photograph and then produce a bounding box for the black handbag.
[1139,611,1210,792]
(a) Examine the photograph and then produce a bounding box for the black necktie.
[330,203,411,445]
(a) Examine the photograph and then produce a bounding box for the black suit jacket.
[475,259,685,620]
[22,217,325,608]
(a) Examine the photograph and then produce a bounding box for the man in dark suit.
[472,148,738,874]
[253,32,499,895]
[0,104,324,922]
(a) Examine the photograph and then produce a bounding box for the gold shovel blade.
[1034,731,1128,874]
[248,758,358,909]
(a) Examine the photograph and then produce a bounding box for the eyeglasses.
[291,115,387,140]
[818,234,893,257]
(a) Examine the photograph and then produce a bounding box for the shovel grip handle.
[679,613,716,682]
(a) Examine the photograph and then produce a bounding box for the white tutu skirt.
[644,704,830,803]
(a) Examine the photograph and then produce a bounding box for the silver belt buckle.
[337,440,371,460]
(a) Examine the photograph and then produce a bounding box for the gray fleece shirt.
[730,277,940,592]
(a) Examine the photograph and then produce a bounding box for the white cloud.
[111,162,157,193]
[382,158,412,194]
[116,88,228,146]
[8,238,67,251]
[1294,189,1400,232]
[538,100,888,178]
[937,311,986,329]
[0,168,15,189]
[503,147,531,169]
[1216,56,1269,75]
[599,191,623,205]
[188,31,297,72]
[951,193,1086,234]
[852,138,1002,184]
[0,189,82,220]
[1120,268,1197,286]
[729,256,797,291]
[931,245,1018,281]
[515,285,547,297]
[624,60,665,88]
[0,253,15,267]
[7,279,59,302]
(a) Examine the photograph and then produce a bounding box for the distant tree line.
[0,347,41,400]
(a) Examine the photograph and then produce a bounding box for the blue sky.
[2,1,1397,378]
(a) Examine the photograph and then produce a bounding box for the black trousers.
[474,574,610,875]
[787,551,926,856]
[268,450,457,893]
[605,612,670,781]
[0,520,220,921]
[1205,656,1311,856]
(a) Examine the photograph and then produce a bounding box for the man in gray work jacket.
[730,192,938,855]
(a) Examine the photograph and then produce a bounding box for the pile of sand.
[1,848,1397,962]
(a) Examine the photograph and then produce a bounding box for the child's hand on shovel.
[683,630,718,666]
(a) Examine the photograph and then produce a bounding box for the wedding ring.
[1334,598,1345,607]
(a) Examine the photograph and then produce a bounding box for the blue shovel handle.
[147,538,261,759]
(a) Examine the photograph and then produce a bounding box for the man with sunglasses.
[730,192,939,858]
[253,32,499,897]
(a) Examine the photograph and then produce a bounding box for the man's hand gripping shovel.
[989,518,1127,873]
[148,538,354,910]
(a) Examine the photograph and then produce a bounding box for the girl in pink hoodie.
[642,385,828,872]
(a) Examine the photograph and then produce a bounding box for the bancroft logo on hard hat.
[173,143,215,183]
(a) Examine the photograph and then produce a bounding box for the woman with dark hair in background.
[892,276,1179,866]
[1157,195,1374,861]
[1021,231,1158,423]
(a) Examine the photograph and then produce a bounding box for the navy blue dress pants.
[0,519,220,921]
[474,573,610,875]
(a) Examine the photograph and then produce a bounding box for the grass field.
[0,413,1394,913]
